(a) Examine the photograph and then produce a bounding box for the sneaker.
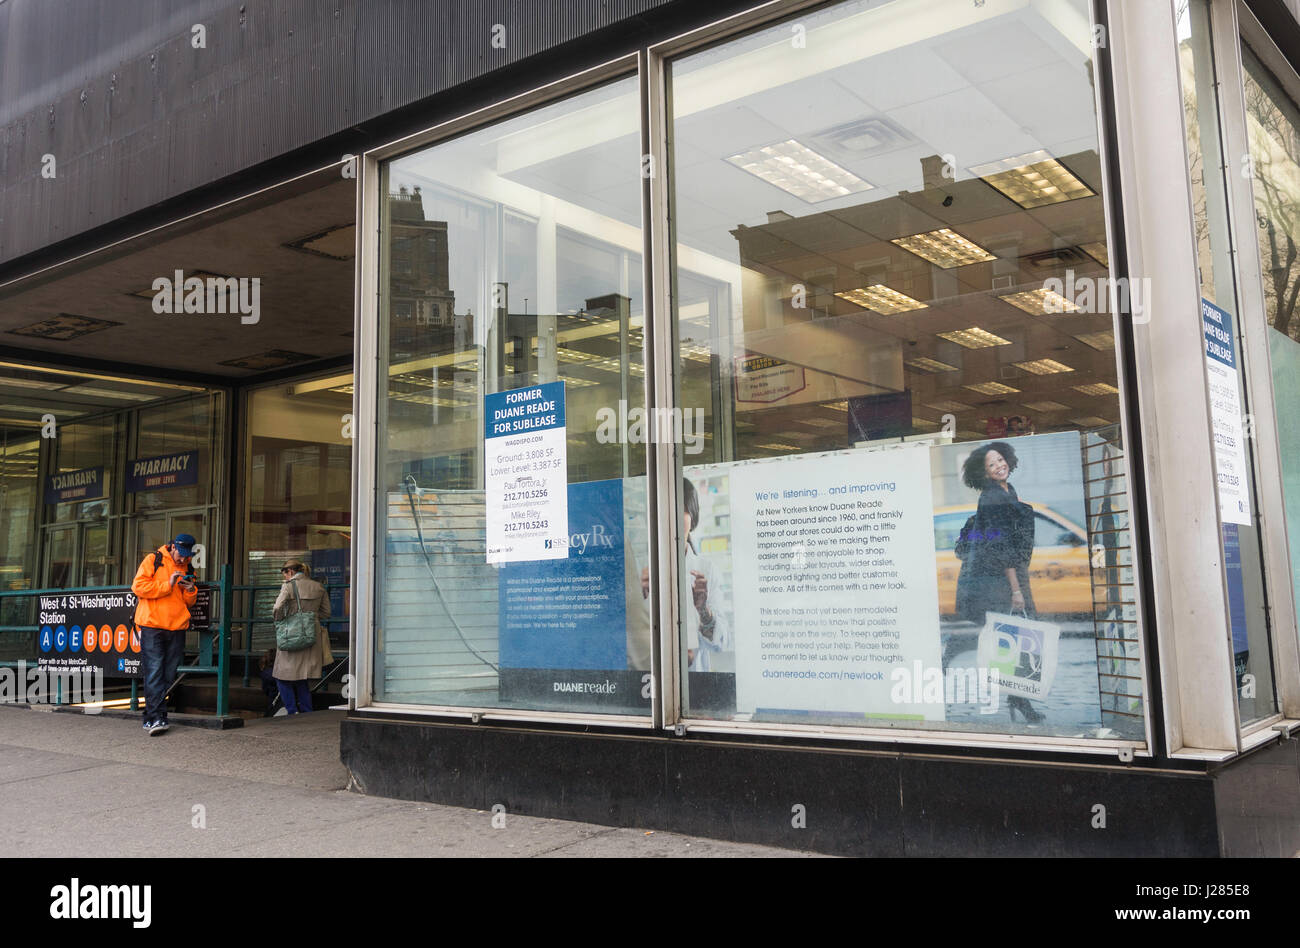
[146,720,170,736]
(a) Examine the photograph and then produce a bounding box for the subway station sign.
[44,466,105,505]
[125,450,200,493]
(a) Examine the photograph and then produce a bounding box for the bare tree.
[1242,66,1300,339]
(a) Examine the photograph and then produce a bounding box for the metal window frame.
[1218,0,1300,725]
[1107,0,1241,755]
[352,53,663,728]
[644,0,1155,756]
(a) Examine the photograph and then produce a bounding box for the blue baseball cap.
[172,534,197,557]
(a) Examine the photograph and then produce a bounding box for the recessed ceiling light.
[8,314,123,341]
[800,417,842,429]
[924,399,973,413]
[1022,400,1070,412]
[0,377,64,391]
[905,357,960,373]
[58,386,157,401]
[1001,288,1080,315]
[969,150,1095,208]
[756,442,800,452]
[937,327,1012,348]
[1071,415,1111,427]
[1080,242,1110,267]
[1074,330,1116,350]
[129,270,231,300]
[219,350,318,371]
[892,229,996,269]
[964,381,1020,395]
[912,417,941,430]
[726,139,874,203]
[1073,382,1120,396]
[1013,359,1074,375]
[836,285,928,314]
[285,223,357,261]
[823,401,849,412]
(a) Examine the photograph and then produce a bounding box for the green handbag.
[275,580,318,652]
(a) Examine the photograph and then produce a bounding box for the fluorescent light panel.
[1022,400,1070,412]
[1013,359,1074,375]
[964,381,1020,395]
[924,400,973,413]
[969,150,1095,209]
[1080,242,1110,267]
[1001,288,1079,315]
[892,229,996,269]
[836,284,927,314]
[726,139,874,203]
[1074,330,1115,350]
[937,327,1011,349]
[905,357,959,373]
[1073,382,1120,396]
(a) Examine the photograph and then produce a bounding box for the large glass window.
[0,427,39,655]
[1175,2,1279,728]
[375,76,652,715]
[244,377,353,653]
[666,0,1146,740]
[1242,40,1300,714]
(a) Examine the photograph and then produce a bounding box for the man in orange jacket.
[131,534,198,735]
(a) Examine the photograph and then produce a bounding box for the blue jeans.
[140,627,185,723]
[276,679,312,714]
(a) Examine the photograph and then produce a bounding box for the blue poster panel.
[498,478,643,708]
[309,547,350,644]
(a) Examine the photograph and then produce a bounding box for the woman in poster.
[958,441,1044,724]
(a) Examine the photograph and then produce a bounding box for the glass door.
[130,510,210,580]
[80,522,112,587]
[40,525,78,588]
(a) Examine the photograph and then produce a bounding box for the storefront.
[4,0,1300,856]
[339,0,1300,855]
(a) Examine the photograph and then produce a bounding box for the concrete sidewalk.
[0,706,814,857]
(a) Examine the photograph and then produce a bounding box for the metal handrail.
[0,569,350,713]
[0,566,234,716]
[220,582,349,688]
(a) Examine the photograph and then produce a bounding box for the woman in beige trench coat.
[271,559,333,714]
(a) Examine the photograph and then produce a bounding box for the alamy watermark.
[0,661,102,711]
[889,660,1000,714]
[49,879,150,928]
[594,400,705,455]
[1041,269,1152,323]
[150,270,260,324]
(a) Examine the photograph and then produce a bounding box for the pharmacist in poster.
[682,477,731,671]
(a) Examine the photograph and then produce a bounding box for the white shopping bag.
[977,612,1061,700]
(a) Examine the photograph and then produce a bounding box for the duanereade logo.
[49,878,151,928]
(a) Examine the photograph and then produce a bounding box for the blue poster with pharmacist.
[498,478,626,670]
